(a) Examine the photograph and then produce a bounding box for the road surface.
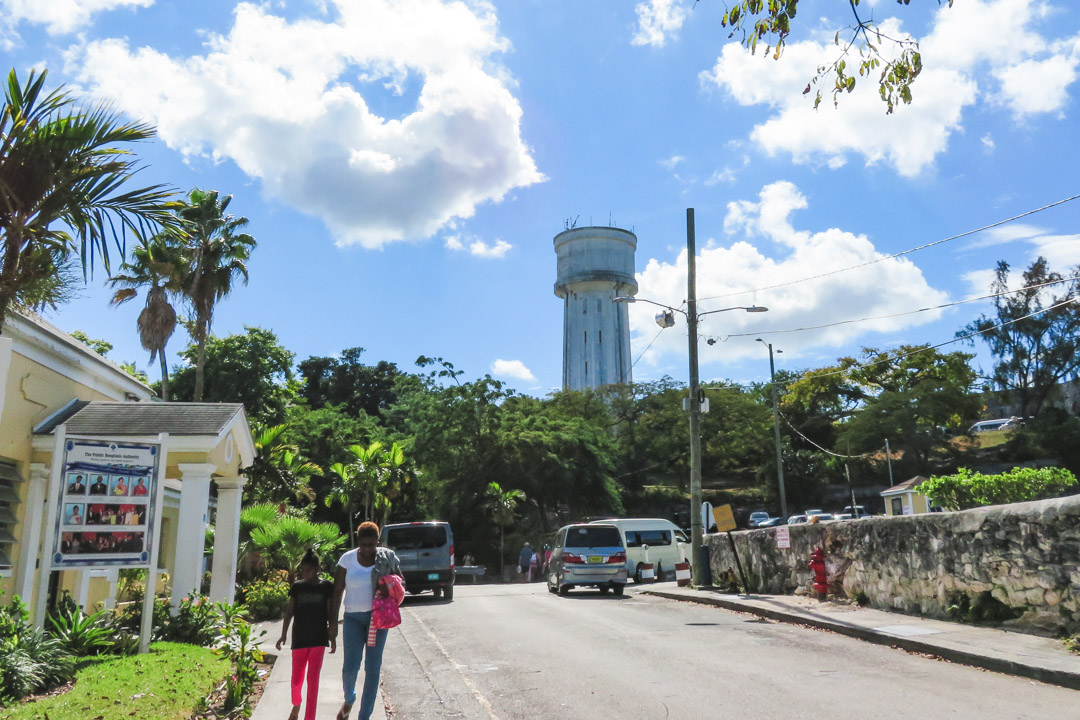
[380,582,1080,719]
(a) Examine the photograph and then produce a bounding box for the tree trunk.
[0,235,25,337]
[159,344,170,402]
[193,319,207,402]
[499,527,505,577]
[347,503,355,548]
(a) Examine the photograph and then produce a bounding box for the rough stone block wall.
[705,495,1080,636]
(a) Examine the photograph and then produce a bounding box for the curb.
[644,589,1080,692]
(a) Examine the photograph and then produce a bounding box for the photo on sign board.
[130,476,149,497]
[66,473,87,495]
[109,475,130,496]
[88,474,109,495]
[64,503,85,525]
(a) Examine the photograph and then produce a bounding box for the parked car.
[747,511,771,528]
[843,505,871,518]
[832,513,855,521]
[804,508,826,517]
[547,523,628,596]
[787,514,809,525]
[380,521,455,600]
[756,517,786,528]
[969,418,1015,433]
[589,518,692,582]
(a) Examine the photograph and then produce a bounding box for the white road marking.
[406,607,502,720]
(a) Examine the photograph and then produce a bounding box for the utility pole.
[762,341,788,519]
[885,438,894,485]
[686,208,704,587]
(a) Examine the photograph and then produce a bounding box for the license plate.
[589,555,602,564]
[427,573,439,580]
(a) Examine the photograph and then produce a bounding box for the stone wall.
[705,495,1080,636]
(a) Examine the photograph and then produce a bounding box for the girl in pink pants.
[276,551,336,720]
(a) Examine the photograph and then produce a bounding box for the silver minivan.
[381,521,455,600]
[546,523,628,596]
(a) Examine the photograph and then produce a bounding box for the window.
[890,497,903,516]
[625,530,672,548]
[384,525,447,550]
[565,526,621,548]
[0,463,20,570]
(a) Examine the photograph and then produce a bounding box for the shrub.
[921,466,1077,510]
[113,590,220,646]
[240,576,290,621]
[0,596,76,703]
[48,594,119,656]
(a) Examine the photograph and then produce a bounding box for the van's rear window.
[625,530,671,547]
[566,526,621,548]
[384,526,447,550]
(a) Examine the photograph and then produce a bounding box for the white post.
[15,463,50,605]
[75,570,92,609]
[171,463,215,611]
[33,426,66,627]
[208,477,246,603]
[139,433,169,654]
[103,568,119,610]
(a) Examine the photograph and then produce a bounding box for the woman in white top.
[329,521,402,720]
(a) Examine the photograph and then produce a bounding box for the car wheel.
[634,563,643,583]
[655,562,663,582]
[433,587,443,598]
[613,583,624,596]
[444,584,454,601]
[558,584,571,596]
[548,583,557,594]
[598,585,610,594]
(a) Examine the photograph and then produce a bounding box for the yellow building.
[881,475,932,516]
[0,310,254,619]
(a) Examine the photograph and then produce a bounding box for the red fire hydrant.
[809,548,828,601]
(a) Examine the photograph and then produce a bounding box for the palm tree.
[326,460,362,548]
[108,233,184,399]
[243,423,320,504]
[325,440,397,542]
[376,441,417,527]
[486,482,525,577]
[176,188,255,401]
[0,68,177,332]
[250,516,344,582]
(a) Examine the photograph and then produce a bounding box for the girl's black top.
[288,579,334,649]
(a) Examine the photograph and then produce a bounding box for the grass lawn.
[0,642,229,720]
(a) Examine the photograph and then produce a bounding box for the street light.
[615,208,769,587]
[756,338,788,520]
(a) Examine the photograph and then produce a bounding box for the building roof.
[882,475,930,495]
[33,401,245,437]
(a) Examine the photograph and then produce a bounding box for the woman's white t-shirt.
[337,548,374,612]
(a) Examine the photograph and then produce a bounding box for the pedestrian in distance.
[518,542,533,582]
[276,550,335,720]
[329,521,403,720]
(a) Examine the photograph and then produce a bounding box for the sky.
[4,0,1080,395]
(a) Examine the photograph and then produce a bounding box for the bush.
[920,466,1077,510]
[0,596,76,703]
[48,594,122,657]
[113,590,220,646]
[240,575,290,621]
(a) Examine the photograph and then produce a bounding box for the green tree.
[175,188,256,402]
[69,329,112,356]
[920,466,1077,510]
[960,257,1080,418]
[298,347,401,418]
[719,0,951,112]
[250,516,344,582]
[108,233,185,400]
[243,423,321,505]
[170,327,297,425]
[485,482,525,577]
[0,69,177,332]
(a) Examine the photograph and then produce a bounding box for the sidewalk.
[251,619,387,720]
[644,586,1080,690]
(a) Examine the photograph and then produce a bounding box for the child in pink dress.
[277,551,335,720]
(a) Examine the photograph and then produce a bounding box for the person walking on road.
[276,550,335,720]
[518,542,533,582]
[329,521,402,720]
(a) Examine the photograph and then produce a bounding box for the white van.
[590,518,692,582]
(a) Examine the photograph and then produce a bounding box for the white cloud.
[981,133,996,152]
[1,0,152,35]
[72,0,544,248]
[491,359,536,382]
[659,155,685,170]
[632,0,689,48]
[632,181,950,365]
[704,168,735,186]
[445,233,512,258]
[700,0,1080,176]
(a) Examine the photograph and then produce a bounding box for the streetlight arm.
[698,305,768,318]
[613,296,687,317]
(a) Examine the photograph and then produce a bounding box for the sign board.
[712,504,736,533]
[50,438,162,568]
[776,526,791,549]
[701,501,715,531]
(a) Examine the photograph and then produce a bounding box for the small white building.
[553,226,638,390]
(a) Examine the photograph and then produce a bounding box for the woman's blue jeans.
[342,611,388,720]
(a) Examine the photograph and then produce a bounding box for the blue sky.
[4,0,1079,394]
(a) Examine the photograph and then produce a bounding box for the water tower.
[553,226,638,390]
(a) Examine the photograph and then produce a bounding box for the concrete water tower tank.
[553,226,638,390]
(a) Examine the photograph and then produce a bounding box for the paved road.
[380,582,1080,720]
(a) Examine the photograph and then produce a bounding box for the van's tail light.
[450,544,455,570]
[562,552,584,564]
[608,552,626,564]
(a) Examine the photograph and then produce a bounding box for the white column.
[74,570,92,609]
[208,477,246,603]
[102,568,119,610]
[15,463,50,605]
[171,463,215,610]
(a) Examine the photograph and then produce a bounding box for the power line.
[779,411,869,459]
[697,192,1080,303]
[711,274,1080,342]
